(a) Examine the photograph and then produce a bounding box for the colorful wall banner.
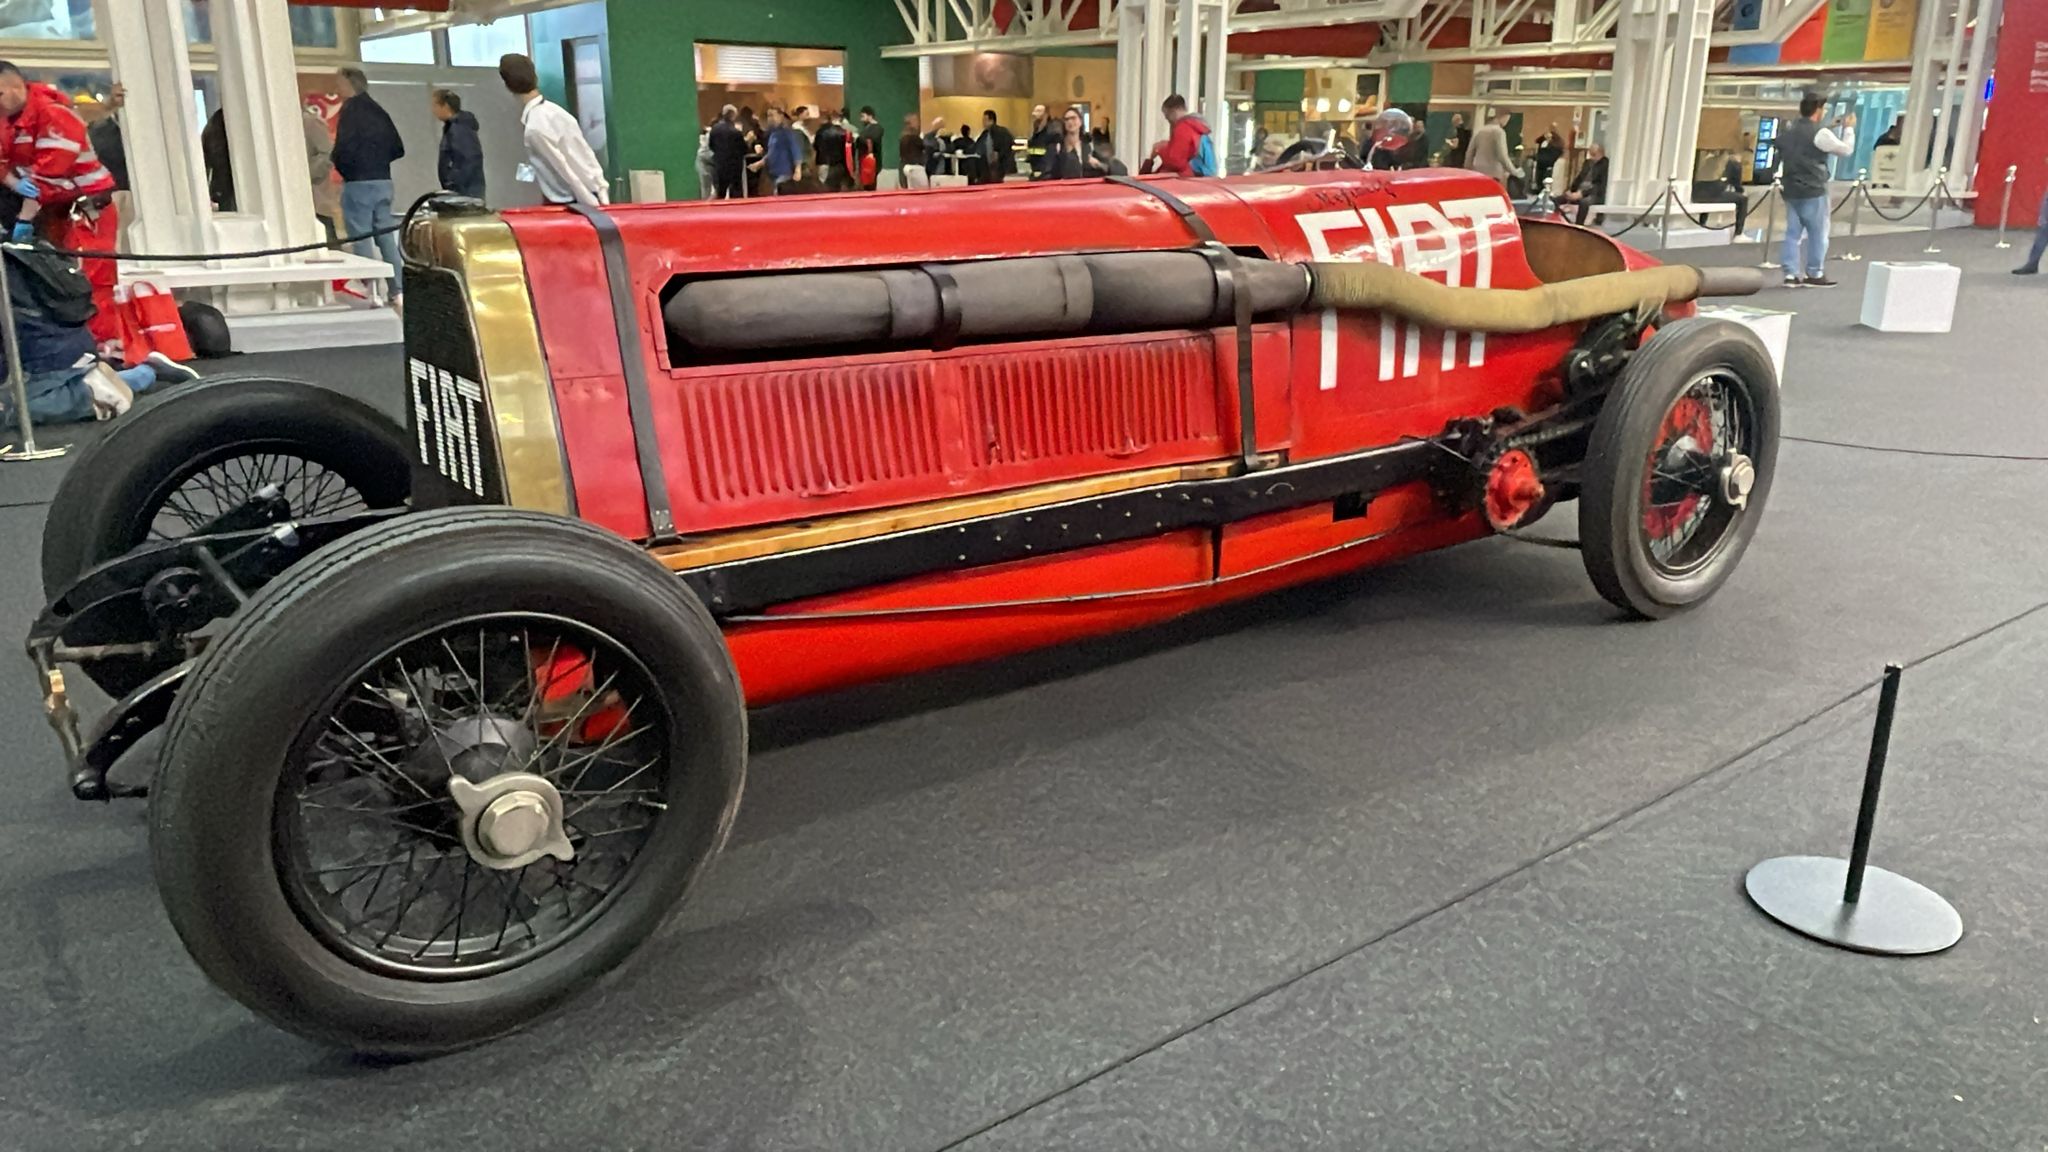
[1863,0,1918,60]
[1820,0,1873,63]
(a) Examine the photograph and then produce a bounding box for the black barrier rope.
[1858,179,1943,223]
[1671,197,1735,230]
[1608,186,1674,239]
[1828,182,1860,216]
[8,190,443,263]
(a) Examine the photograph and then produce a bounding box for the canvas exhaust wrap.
[1307,262,1764,333]
[664,252,1763,354]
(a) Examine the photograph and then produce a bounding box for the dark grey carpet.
[0,231,2040,1151]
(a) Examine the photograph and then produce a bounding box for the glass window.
[0,0,94,39]
[183,1,339,47]
[361,29,436,65]
[448,19,527,68]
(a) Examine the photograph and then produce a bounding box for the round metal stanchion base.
[1745,855,1961,956]
[0,444,67,461]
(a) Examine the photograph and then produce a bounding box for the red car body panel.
[497,170,1631,704]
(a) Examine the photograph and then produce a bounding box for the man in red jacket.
[1147,93,1211,177]
[0,63,119,347]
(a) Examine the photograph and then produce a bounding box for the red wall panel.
[1977,4,2048,227]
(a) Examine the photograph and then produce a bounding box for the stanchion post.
[1842,663,1902,903]
[0,241,68,462]
[1923,167,1947,254]
[1759,177,1782,269]
[1995,164,2018,249]
[1659,176,1676,250]
[1742,661,1963,956]
[1840,170,1866,262]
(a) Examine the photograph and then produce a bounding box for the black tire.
[148,508,747,1056]
[39,375,412,599]
[1579,317,1779,618]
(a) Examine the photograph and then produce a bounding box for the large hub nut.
[447,772,574,870]
[1721,453,1757,508]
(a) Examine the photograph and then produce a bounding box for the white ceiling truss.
[879,0,1425,56]
[881,0,1835,62]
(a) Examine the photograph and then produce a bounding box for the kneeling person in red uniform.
[0,63,118,350]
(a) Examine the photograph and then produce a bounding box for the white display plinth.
[931,175,970,188]
[1698,304,1793,383]
[1859,261,1960,333]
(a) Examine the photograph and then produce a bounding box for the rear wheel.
[1579,317,1779,618]
[148,509,746,1056]
[39,376,412,598]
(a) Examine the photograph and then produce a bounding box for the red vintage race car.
[25,169,1775,1055]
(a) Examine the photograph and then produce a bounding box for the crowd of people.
[694,94,1235,198]
[0,51,615,429]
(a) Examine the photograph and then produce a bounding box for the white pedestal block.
[1859,261,1960,333]
[1698,304,1793,383]
[931,175,970,188]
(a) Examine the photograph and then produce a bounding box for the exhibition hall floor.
[3,230,2044,1150]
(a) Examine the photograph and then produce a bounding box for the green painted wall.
[1252,69,1306,105]
[1387,63,1433,106]
[605,0,920,199]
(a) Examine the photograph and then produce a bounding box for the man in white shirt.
[497,53,608,208]
[1776,92,1856,287]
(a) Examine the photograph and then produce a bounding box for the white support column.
[95,0,212,256]
[1115,0,1148,165]
[1605,0,1712,210]
[1115,0,1230,174]
[210,0,320,251]
[1916,0,1975,188]
[1898,0,1946,190]
[95,0,392,341]
[1175,0,1201,102]
[1202,0,1229,164]
[1948,0,1999,192]
[1552,0,1581,41]
[1141,0,1175,158]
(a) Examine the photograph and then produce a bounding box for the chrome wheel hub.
[448,772,574,870]
[1720,453,1756,508]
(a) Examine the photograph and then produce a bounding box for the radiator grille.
[960,339,1218,469]
[679,361,947,503]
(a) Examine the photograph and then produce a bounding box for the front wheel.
[148,509,746,1056]
[1579,317,1780,618]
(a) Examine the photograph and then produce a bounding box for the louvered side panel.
[960,337,1220,471]
[677,361,947,509]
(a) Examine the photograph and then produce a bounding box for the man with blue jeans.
[1,258,196,425]
[1777,92,1855,288]
[2012,188,2048,275]
[332,67,406,301]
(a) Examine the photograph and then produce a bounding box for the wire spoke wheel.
[1580,318,1778,619]
[276,614,674,980]
[1637,369,1754,577]
[146,449,372,541]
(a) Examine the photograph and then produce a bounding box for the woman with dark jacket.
[1034,108,1122,180]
